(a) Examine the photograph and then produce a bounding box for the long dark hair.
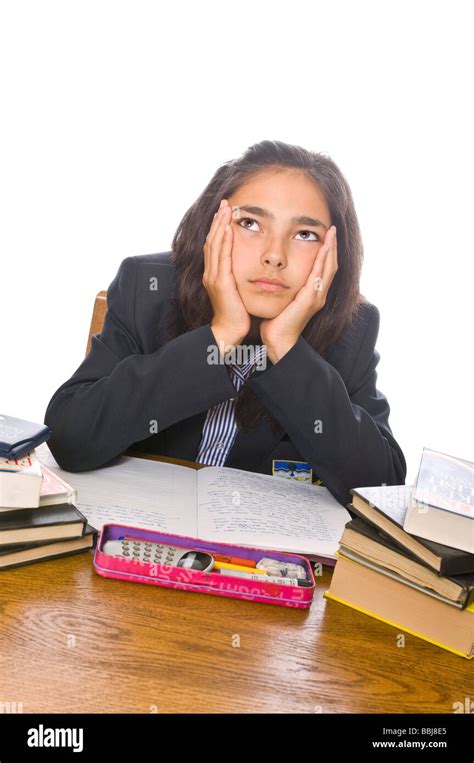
[167,139,368,435]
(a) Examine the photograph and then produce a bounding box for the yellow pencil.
[213,561,266,574]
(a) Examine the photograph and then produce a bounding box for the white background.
[1,0,472,483]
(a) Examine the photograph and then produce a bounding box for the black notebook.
[0,414,51,460]
[0,503,87,546]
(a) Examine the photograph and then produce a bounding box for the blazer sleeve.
[44,256,237,472]
[247,304,407,507]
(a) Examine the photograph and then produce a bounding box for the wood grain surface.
[1,451,472,714]
[1,538,472,713]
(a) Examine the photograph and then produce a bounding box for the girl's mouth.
[250,279,288,293]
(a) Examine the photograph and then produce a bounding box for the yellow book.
[324,553,474,659]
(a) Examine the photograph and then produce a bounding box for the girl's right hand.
[203,198,251,347]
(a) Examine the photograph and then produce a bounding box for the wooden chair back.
[86,290,108,355]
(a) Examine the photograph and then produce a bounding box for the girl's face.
[227,169,332,320]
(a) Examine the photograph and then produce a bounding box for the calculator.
[102,539,214,572]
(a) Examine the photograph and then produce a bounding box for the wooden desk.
[0,453,472,714]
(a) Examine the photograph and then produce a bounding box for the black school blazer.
[44,251,407,507]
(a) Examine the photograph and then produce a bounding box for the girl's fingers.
[214,206,234,281]
[208,203,226,246]
[208,202,230,281]
[323,227,338,286]
[310,243,330,285]
[310,227,337,296]
[204,207,220,276]
[217,221,234,281]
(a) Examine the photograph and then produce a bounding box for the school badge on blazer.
[272,459,323,485]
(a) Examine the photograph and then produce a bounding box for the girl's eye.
[238,217,260,232]
[295,230,320,242]
[237,217,320,242]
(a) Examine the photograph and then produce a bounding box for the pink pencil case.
[93,523,315,608]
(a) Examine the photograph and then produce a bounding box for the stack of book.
[0,450,97,570]
[325,449,474,659]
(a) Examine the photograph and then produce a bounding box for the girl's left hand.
[260,225,338,363]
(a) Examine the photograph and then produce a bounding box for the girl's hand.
[203,199,251,348]
[260,225,338,363]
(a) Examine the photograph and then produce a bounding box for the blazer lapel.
[159,410,209,463]
[225,414,285,472]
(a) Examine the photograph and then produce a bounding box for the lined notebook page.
[36,444,198,534]
[197,466,350,557]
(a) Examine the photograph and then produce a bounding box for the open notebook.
[36,444,351,562]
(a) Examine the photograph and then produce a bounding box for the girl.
[44,140,407,507]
